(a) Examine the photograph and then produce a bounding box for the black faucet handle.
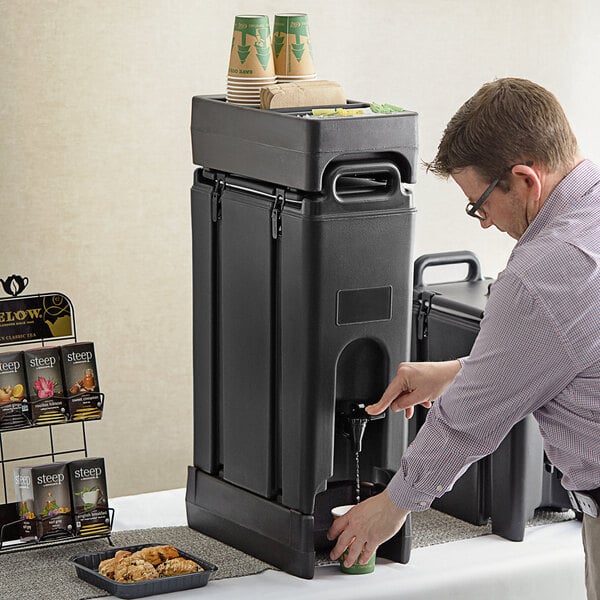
[350,403,386,421]
[343,403,387,454]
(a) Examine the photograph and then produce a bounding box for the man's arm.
[366,359,462,418]
[328,270,577,562]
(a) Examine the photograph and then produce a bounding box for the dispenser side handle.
[325,160,402,205]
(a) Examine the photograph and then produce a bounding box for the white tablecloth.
[98,488,586,599]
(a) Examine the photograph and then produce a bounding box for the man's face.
[452,166,530,240]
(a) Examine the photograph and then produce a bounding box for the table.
[100,488,586,599]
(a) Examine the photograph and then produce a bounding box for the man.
[327,78,600,598]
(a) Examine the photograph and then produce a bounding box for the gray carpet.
[0,509,577,600]
[0,527,272,600]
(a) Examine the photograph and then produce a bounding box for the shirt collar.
[516,159,600,246]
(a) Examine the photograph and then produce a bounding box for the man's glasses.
[465,178,500,221]
[465,161,534,221]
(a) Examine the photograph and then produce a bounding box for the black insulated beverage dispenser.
[185,96,418,578]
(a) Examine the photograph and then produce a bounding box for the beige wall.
[1,1,599,498]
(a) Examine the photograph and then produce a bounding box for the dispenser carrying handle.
[413,251,482,288]
[325,160,401,204]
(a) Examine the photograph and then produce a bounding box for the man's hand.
[327,492,409,567]
[366,360,462,418]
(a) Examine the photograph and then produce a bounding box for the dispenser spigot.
[341,403,386,454]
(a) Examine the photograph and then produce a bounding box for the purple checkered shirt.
[387,159,600,511]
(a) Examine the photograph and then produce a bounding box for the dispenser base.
[186,467,412,579]
[186,467,316,578]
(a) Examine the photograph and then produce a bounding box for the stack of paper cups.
[227,15,276,107]
[273,13,316,83]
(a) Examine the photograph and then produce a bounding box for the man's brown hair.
[425,78,579,183]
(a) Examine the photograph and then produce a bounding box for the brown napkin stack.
[260,80,346,109]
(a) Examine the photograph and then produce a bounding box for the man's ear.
[512,163,542,200]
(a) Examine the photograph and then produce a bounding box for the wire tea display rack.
[0,275,113,554]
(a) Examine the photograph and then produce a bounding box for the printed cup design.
[228,15,275,78]
[273,13,315,77]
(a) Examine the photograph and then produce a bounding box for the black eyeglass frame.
[465,161,534,221]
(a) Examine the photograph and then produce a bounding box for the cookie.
[114,557,158,583]
[98,557,117,580]
[130,545,179,566]
[156,557,203,577]
[98,550,131,579]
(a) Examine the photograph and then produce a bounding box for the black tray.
[191,95,418,192]
[70,543,218,599]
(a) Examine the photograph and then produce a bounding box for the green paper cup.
[331,505,376,575]
[228,15,275,77]
[272,13,315,76]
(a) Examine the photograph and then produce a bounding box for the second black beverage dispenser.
[186,96,418,578]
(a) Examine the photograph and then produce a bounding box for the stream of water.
[355,451,361,504]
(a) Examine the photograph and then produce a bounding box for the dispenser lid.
[191,95,419,192]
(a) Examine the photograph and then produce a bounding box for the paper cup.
[276,75,317,84]
[226,73,275,105]
[227,77,275,89]
[228,15,275,78]
[227,75,278,82]
[226,85,260,91]
[226,91,260,98]
[276,74,317,80]
[226,90,261,97]
[330,505,376,575]
[227,97,261,103]
[227,89,262,95]
[272,13,315,77]
[226,95,260,105]
[227,98,260,103]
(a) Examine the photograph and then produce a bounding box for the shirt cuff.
[385,470,437,512]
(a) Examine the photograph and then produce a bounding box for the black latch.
[416,291,438,341]
[271,188,286,239]
[543,451,561,476]
[210,173,227,222]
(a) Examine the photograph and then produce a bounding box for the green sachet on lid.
[370,102,404,113]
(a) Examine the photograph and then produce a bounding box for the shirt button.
[436,485,443,492]
[419,501,427,507]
